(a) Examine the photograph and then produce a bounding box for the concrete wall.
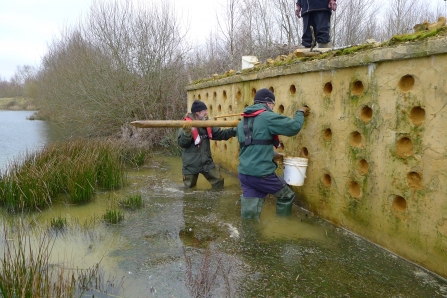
[186,37,447,278]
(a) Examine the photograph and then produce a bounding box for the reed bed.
[0,221,122,297]
[0,139,127,212]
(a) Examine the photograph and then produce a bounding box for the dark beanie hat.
[254,88,275,104]
[191,100,207,113]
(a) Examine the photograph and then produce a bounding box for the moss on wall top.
[188,27,447,90]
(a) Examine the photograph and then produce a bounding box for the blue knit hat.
[254,88,275,104]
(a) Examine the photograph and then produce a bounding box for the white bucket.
[283,157,308,186]
[241,56,259,69]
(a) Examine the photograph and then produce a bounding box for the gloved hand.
[182,123,192,134]
[298,106,310,117]
[273,152,284,163]
[295,4,301,18]
[328,0,337,11]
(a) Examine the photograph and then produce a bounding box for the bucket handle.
[297,167,307,178]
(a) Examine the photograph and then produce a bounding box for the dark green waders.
[240,195,265,219]
[183,167,224,190]
[273,186,296,216]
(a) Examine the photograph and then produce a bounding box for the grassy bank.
[0,97,37,111]
[0,139,141,212]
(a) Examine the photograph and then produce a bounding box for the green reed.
[0,138,128,212]
[102,209,124,224]
[118,193,144,210]
[50,216,67,233]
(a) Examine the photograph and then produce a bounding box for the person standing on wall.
[235,88,310,219]
[295,0,337,48]
[178,100,236,190]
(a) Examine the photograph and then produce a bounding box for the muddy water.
[2,154,447,297]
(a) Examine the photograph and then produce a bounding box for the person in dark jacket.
[235,88,310,219]
[295,0,337,48]
[178,100,236,190]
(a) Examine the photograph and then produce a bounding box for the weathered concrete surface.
[186,36,447,278]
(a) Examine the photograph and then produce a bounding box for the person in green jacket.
[236,88,310,219]
[178,100,236,190]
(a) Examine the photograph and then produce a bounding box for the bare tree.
[382,0,434,38]
[330,0,380,47]
[35,0,189,138]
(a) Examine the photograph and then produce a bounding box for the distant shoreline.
[0,97,37,111]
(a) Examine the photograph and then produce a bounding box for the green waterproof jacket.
[178,113,236,175]
[236,104,305,177]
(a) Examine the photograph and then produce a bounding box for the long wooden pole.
[213,113,242,119]
[131,120,239,128]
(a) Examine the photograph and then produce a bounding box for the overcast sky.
[0,0,223,81]
[1,0,445,81]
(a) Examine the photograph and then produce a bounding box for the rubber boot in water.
[274,186,296,216]
[240,195,265,219]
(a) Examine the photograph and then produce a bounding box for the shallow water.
[1,154,447,297]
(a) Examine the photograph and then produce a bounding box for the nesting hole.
[269,86,275,93]
[223,90,227,100]
[244,104,249,108]
[349,131,363,148]
[214,141,218,148]
[290,85,296,94]
[399,75,415,92]
[323,128,332,141]
[360,106,373,123]
[407,171,422,190]
[323,174,332,187]
[206,92,209,99]
[218,104,222,112]
[251,88,256,98]
[229,105,233,112]
[391,195,407,212]
[278,105,284,114]
[324,82,333,94]
[410,106,425,126]
[279,142,285,151]
[198,94,201,100]
[396,137,413,158]
[213,92,217,99]
[349,181,361,198]
[209,105,213,113]
[301,147,309,157]
[236,89,242,101]
[224,144,227,150]
[357,159,369,175]
[351,80,364,96]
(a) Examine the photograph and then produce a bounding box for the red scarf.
[184,116,213,146]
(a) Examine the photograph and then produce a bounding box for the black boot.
[240,195,265,219]
[274,186,296,216]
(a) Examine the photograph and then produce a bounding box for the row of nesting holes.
[197,74,415,105]
[207,75,418,212]
[320,75,421,214]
